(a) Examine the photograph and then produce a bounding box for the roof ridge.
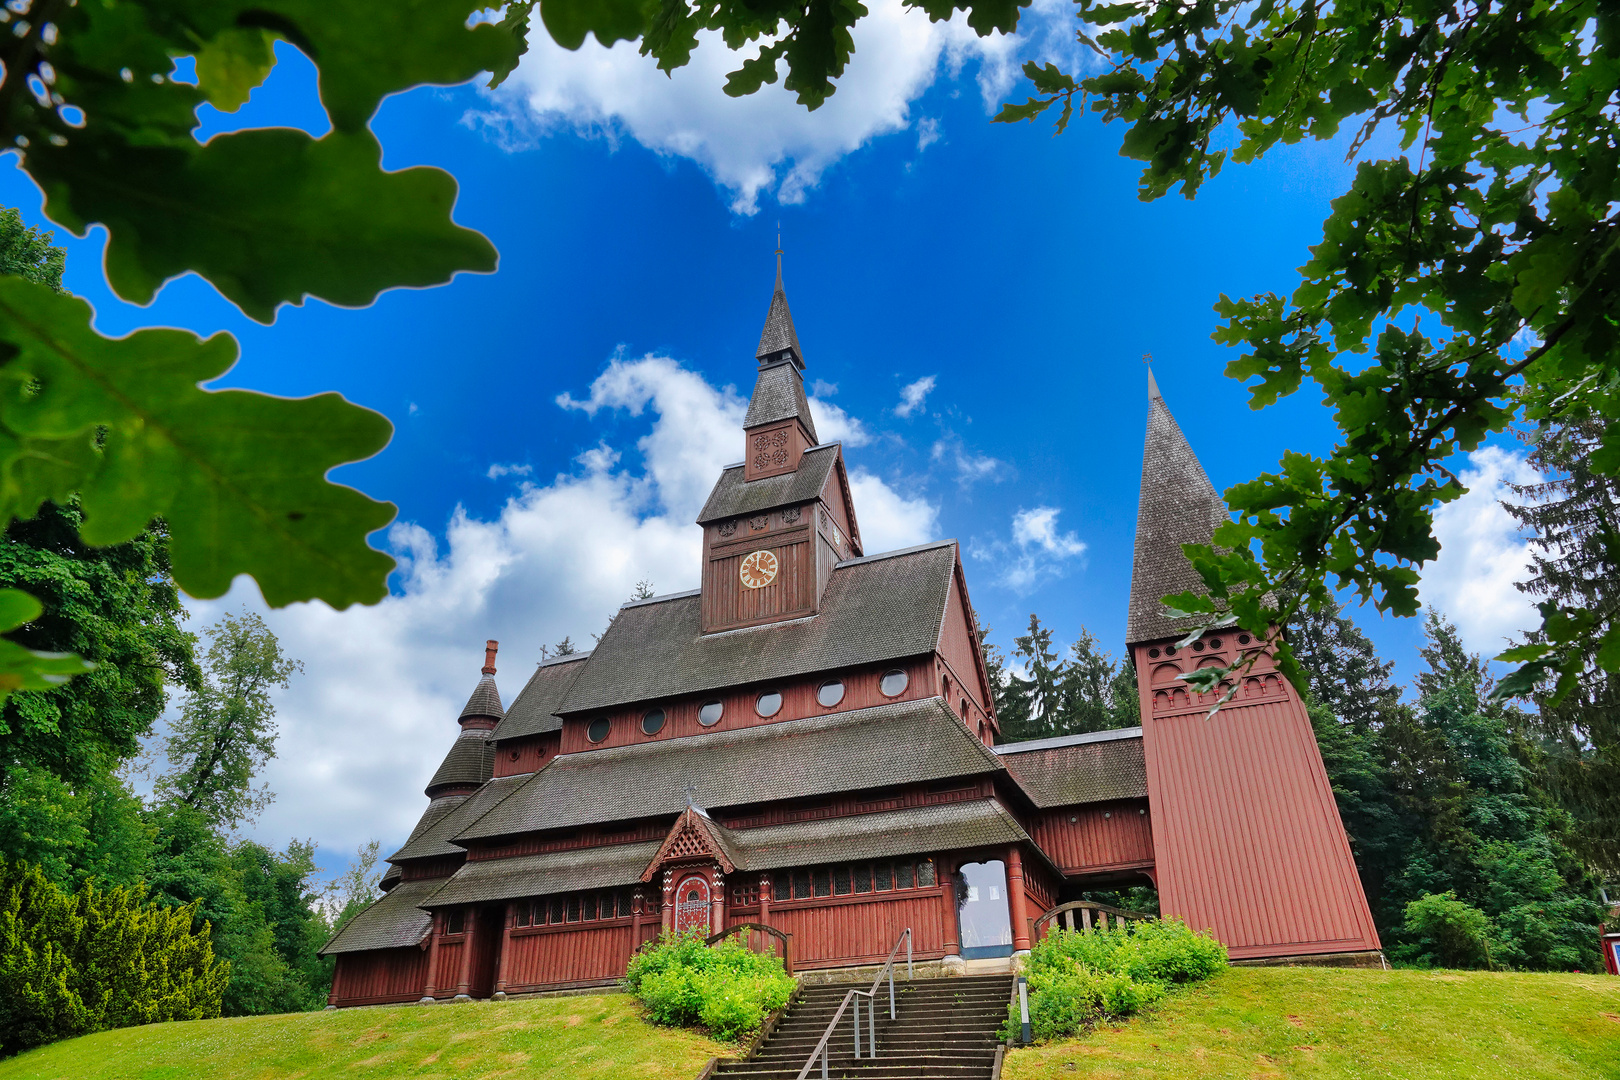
[993,726,1144,755]
[538,650,592,667]
[619,588,701,611]
[834,538,955,568]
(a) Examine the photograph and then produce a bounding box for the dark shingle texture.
[425,730,494,795]
[457,697,1005,842]
[318,878,438,955]
[718,800,1033,870]
[997,733,1148,807]
[1127,383,1232,644]
[390,774,530,861]
[459,673,505,721]
[742,363,818,442]
[697,445,838,525]
[422,842,663,907]
[755,274,804,363]
[560,542,957,714]
[493,655,588,740]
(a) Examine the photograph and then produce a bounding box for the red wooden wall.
[331,947,429,1007]
[493,731,560,778]
[1028,800,1155,876]
[765,890,948,968]
[1136,641,1382,960]
[502,922,639,991]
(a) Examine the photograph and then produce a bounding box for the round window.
[879,669,909,697]
[817,680,846,707]
[756,691,783,717]
[698,700,724,726]
[641,708,666,735]
[587,717,612,743]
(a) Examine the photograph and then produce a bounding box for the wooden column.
[494,902,514,998]
[454,907,476,1000]
[937,857,961,956]
[661,870,675,934]
[757,873,773,928]
[710,867,726,934]
[420,914,442,1003]
[632,888,646,946]
[1006,846,1032,953]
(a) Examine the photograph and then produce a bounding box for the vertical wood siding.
[1137,642,1382,960]
[705,537,814,629]
[935,571,991,733]
[431,939,465,995]
[330,948,429,1006]
[767,893,947,968]
[1029,800,1155,874]
[492,732,559,778]
[502,923,638,990]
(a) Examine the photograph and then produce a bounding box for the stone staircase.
[715,974,1013,1080]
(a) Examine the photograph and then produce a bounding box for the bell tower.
[1128,370,1383,962]
[695,254,861,634]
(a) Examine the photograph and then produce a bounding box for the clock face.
[739,550,779,589]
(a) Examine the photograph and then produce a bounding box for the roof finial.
[774,221,783,291]
[482,639,498,676]
[685,783,698,808]
[1143,354,1162,401]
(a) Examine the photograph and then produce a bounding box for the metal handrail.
[794,927,912,1080]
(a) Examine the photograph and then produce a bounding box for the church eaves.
[1126,371,1232,645]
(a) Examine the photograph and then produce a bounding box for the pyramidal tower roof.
[1126,370,1232,644]
[458,640,506,722]
[744,252,818,443]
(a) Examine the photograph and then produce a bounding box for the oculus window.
[698,700,724,726]
[641,708,665,735]
[879,669,909,697]
[817,680,846,707]
[756,691,783,717]
[586,717,612,743]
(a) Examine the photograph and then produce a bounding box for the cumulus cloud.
[895,375,936,418]
[931,434,1002,484]
[189,356,935,859]
[810,395,872,447]
[1419,446,1542,656]
[970,505,1087,593]
[486,462,532,480]
[468,0,1080,213]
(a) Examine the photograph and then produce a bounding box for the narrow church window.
[699,700,724,726]
[446,910,465,935]
[852,865,872,893]
[880,669,909,697]
[567,896,581,922]
[833,867,851,895]
[793,870,811,899]
[584,894,598,920]
[917,859,936,887]
[773,873,791,901]
[756,691,783,717]
[514,903,530,927]
[875,863,892,891]
[550,898,565,924]
[641,708,666,735]
[896,862,914,889]
[813,869,832,897]
[587,717,612,742]
[817,680,845,707]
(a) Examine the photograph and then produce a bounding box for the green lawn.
[1003,966,1620,1080]
[0,993,732,1080]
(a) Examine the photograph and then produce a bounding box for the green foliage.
[994,615,1139,741]
[0,209,65,294]
[156,611,301,831]
[1007,919,1227,1041]
[0,859,227,1059]
[625,931,794,1041]
[1397,891,1494,970]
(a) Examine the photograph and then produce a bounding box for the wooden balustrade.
[706,923,794,975]
[1030,900,1152,943]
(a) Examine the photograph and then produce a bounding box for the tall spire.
[1126,370,1230,644]
[755,248,805,370]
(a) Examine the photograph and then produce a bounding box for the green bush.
[0,860,228,1057]
[1394,891,1495,969]
[625,930,794,1041]
[1007,918,1227,1042]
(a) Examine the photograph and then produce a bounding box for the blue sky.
[0,9,1540,867]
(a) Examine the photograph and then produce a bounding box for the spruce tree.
[1505,419,1620,872]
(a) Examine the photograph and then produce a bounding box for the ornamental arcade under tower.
[318,258,1382,1005]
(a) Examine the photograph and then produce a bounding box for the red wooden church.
[319,262,1383,1005]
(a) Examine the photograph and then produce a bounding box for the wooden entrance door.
[468,904,504,997]
[675,875,711,936]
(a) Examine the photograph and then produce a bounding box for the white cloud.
[810,395,871,447]
[970,505,1087,593]
[1420,446,1541,655]
[486,462,532,480]
[468,0,1079,213]
[931,434,1002,484]
[811,379,839,398]
[916,117,942,152]
[185,356,935,859]
[895,375,936,418]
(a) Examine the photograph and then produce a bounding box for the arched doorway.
[956,860,1013,959]
[675,874,712,935]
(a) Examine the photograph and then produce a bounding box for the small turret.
[425,641,501,799]
[743,253,818,481]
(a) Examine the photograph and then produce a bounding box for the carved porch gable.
[640,805,738,882]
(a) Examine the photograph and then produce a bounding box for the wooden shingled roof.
[317,877,437,955]
[994,728,1148,806]
[491,652,588,741]
[697,443,840,524]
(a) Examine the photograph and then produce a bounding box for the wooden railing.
[1031,901,1151,943]
[795,927,912,1080]
[706,923,794,976]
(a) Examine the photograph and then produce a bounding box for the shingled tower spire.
[1127,369,1230,644]
[742,251,818,482]
[1127,369,1382,963]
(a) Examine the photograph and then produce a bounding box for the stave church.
[319,259,1383,1005]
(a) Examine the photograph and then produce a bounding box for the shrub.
[0,860,228,1057]
[626,930,794,1041]
[1006,918,1227,1043]
[1395,891,1495,969]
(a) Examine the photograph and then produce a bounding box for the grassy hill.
[0,992,730,1080]
[1003,966,1620,1079]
